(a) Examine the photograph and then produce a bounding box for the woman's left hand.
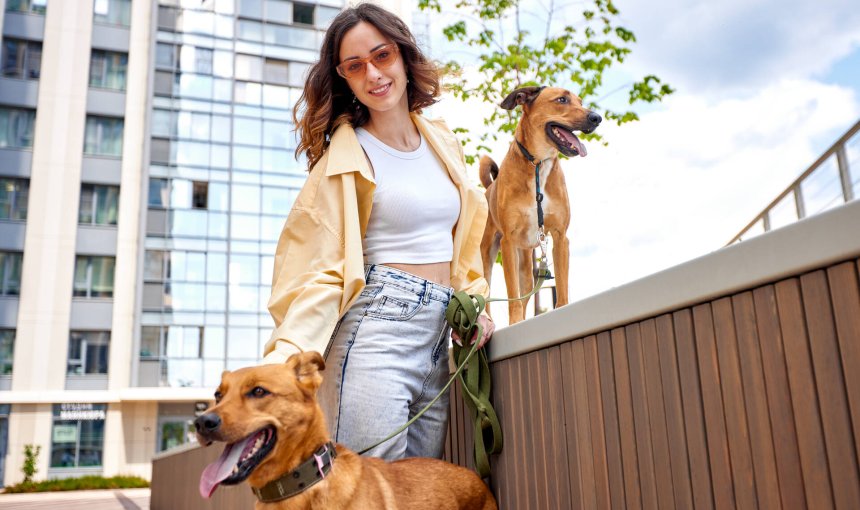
[451,314,495,349]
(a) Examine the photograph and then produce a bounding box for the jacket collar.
[323,113,465,188]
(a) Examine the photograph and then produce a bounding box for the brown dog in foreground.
[480,86,601,323]
[195,352,497,510]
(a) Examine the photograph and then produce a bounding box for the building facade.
[0,0,347,484]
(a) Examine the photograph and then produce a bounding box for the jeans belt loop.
[422,280,431,305]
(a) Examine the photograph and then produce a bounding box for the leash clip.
[537,228,548,258]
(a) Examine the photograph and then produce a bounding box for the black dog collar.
[251,442,337,503]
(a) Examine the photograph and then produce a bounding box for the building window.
[73,256,115,298]
[293,2,314,25]
[5,0,47,15]
[264,58,288,85]
[235,54,262,82]
[155,43,176,70]
[192,181,208,209]
[0,252,22,296]
[84,116,124,156]
[0,330,14,375]
[93,0,130,27]
[238,0,262,19]
[89,50,127,91]
[1,38,42,80]
[140,325,225,387]
[79,184,119,226]
[67,331,110,375]
[50,403,106,468]
[0,178,29,220]
[159,417,197,452]
[0,107,36,149]
[148,178,169,208]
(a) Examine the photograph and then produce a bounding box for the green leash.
[359,255,552,480]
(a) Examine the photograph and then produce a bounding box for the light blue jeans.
[318,264,453,460]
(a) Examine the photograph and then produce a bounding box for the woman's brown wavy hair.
[294,3,440,169]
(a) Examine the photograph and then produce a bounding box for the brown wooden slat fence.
[444,257,860,509]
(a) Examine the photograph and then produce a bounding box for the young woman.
[262,3,494,460]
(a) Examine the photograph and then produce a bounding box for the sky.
[415,0,860,321]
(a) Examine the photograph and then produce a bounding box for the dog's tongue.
[199,435,254,499]
[558,129,587,157]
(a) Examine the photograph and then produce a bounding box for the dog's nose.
[587,111,602,126]
[194,413,221,433]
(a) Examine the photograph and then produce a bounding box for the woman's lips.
[368,83,392,97]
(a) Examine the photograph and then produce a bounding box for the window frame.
[0,106,36,149]
[93,0,131,27]
[79,183,120,226]
[73,255,116,298]
[89,49,128,91]
[0,251,23,296]
[1,38,42,80]
[5,0,47,15]
[66,331,111,375]
[83,115,124,157]
[0,329,15,375]
[0,177,30,221]
[50,403,107,469]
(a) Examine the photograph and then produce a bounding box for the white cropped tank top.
[355,127,461,265]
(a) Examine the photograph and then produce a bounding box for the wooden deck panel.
[800,271,860,509]
[656,313,695,509]
[775,279,835,509]
[584,335,612,509]
[611,328,643,510]
[732,292,782,510]
[625,323,660,510]
[597,331,626,510]
[827,262,860,470]
[692,304,736,510]
[640,318,677,509]
[711,297,759,510]
[674,309,716,510]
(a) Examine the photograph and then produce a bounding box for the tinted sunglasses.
[336,43,399,79]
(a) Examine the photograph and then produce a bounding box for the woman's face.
[338,21,408,117]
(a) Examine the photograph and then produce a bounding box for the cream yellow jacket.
[263,113,489,363]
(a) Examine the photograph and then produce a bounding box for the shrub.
[21,444,40,484]
[3,475,150,493]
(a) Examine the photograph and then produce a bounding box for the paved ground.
[0,488,149,509]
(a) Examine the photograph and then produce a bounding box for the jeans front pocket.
[366,283,423,321]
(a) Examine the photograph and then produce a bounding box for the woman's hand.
[451,314,495,349]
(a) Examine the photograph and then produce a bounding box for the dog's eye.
[249,386,270,398]
[214,391,222,404]
[556,96,568,104]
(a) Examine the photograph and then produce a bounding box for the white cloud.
[616,0,860,95]
[563,78,859,299]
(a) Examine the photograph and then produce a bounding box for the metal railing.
[727,119,860,245]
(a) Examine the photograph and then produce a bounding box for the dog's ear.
[286,351,325,392]
[500,86,545,110]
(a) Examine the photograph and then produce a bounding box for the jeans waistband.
[364,264,453,303]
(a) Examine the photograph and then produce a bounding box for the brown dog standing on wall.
[195,352,497,510]
[480,86,601,324]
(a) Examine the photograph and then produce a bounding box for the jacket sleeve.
[451,127,491,300]
[263,203,346,364]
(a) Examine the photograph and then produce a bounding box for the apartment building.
[0,0,347,484]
